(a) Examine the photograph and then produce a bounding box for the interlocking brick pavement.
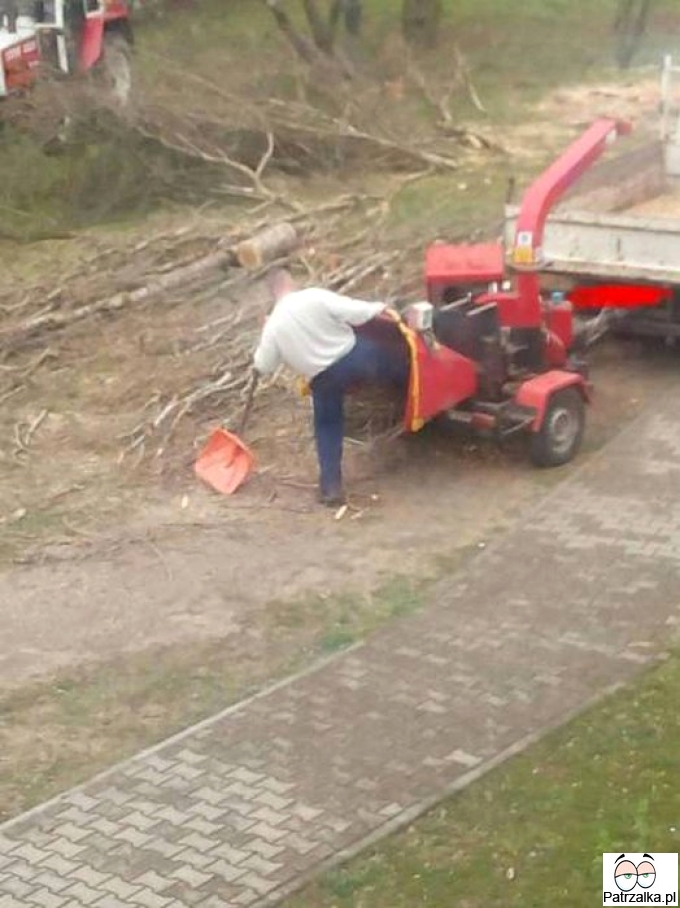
[3,392,680,907]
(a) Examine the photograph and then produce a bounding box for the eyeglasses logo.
[615,854,656,892]
[603,852,678,906]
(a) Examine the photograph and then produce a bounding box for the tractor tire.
[96,32,132,110]
[530,387,585,468]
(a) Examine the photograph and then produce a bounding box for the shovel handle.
[238,371,259,435]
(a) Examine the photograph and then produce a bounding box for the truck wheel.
[530,387,585,468]
[97,33,132,109]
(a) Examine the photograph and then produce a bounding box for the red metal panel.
[544,301,573,352]
[425,242,505,302]
[404,336,478,430]
[2,38,40,91]
[79,16,105,71]
[471,291,521,327]
[513,370,589,430]
[103,2,130,21]
[80,3,130,72]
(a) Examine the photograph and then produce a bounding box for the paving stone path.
[3,392,680,907]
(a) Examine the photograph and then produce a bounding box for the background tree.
[264,0,362,70]
[401,0,443,48]
[613,0,653,68]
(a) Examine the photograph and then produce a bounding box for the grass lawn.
[140,0,629,123]
[288,654,680,908]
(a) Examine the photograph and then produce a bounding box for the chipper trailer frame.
[415,58,680,472]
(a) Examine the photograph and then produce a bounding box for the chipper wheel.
[530,387,585,468]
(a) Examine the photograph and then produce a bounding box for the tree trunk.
[613,0,653,69]
[330,0,363,36]
[402,0,443,48]
[234,223,299,270]
[263,0,356,79]
[301,0,335,53]
[264,1,324,67]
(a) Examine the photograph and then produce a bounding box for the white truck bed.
[504,141,680,284]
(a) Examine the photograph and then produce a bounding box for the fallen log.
[234,222,299,269]
[0,247,236,354]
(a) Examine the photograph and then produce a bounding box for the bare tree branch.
[262,0,324,67]
[301,0,334,52]
[262,0,355,79]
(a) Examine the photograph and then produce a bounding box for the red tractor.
[0,0,132,106]
[376,118,632,467]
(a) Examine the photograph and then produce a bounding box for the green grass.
[141,0,627,109]
[317,575,426,651]
[287,654,680,908]
[267,555,477,656]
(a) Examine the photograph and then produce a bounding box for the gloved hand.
[296,376,311,398]
[379,305,402,323]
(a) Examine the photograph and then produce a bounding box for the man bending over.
[253,270,409,506]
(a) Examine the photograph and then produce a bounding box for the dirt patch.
[2,331,674,822]
[498,73,664,167]
[0,329,677,690]
[0,442,529,687]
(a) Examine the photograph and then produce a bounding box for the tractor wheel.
[96,33,132,110]
[530,387,585,468]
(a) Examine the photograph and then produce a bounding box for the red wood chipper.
[376,117,632,467]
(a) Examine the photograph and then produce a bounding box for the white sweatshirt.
[253,288,385,379]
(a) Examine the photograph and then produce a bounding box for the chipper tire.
[530,387,585,468]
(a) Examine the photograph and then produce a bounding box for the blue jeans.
[311,334,409,497]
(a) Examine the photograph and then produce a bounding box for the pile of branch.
[123,229,413,458]
[1,164,496,464]
[132,53,475,198]
[136,98,462,198]
[0,188,414,459]
[0,202,350,360]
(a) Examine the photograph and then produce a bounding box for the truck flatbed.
[504,140,680,284]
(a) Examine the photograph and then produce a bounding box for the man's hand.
[378,306,403,323]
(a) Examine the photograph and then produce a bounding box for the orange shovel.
[194,372,258,495]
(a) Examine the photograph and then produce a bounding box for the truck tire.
[97,32,132,109]
[530,387,585,468]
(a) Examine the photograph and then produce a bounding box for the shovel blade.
[194,428,255,495]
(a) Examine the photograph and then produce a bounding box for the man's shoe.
[318,488,346,508]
